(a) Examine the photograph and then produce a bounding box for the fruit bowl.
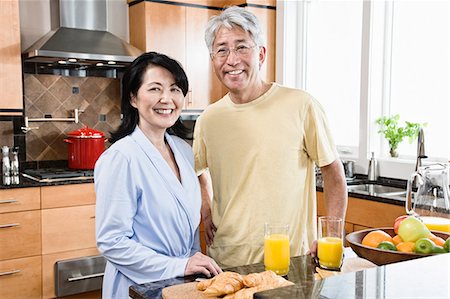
[345,228,450,266]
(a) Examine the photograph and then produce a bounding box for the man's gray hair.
[204,6,265,54]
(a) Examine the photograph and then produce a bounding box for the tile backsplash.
[1,74,121,162]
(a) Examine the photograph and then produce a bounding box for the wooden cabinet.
[40,183,99,299]
[0,0,23,115]
[0,188,41,298]
[0,256,42,299]
[129,0,276,108]
[245,5,276,83]
[317,191,405,235]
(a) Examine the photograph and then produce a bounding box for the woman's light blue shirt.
[95,126,201,298]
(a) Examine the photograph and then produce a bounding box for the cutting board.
[162,257,376,298]
[162,281,218,299]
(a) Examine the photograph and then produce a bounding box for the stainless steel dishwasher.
[55,255,106,297]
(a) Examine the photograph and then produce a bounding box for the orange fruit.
[361,230,393,248]
[396,241,415,253]
[428,235,445,247]
[392,235,403,245]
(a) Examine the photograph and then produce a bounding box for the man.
[193,6,347,268]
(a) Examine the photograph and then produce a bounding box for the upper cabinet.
[128,0,276,109]
[0,1,23,115]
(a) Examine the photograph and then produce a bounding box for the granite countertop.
[0,174,93,189]
[129,251,450,299]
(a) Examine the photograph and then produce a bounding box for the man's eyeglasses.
[211,45,258,60]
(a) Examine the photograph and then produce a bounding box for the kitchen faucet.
[415,128,427,172]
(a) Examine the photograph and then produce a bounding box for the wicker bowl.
[345,227,449,266]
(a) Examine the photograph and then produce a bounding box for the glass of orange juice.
[264,223,290,276]
[317,216,344,271]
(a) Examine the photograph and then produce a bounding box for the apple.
[394,215,408,234]
[398,216,431,242]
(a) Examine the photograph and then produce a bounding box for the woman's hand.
[185,252,222,277]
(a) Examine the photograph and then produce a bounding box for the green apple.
[414,238,435,254]
[398,216,431,242]
[444,238,450,253]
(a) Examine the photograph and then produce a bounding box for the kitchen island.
[129,251,449,298]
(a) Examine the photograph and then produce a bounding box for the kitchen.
[1,0,449,298]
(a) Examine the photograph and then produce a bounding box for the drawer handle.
[67,272,104,282]
[0,269,21,277]
[0,199,18,204]
[0,223,20,229]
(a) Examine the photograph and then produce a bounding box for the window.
[277,0,449,178]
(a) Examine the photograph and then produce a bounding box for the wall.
[0,75,121,162]
[23,74,121,161]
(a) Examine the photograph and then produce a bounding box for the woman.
[95,52,221,298]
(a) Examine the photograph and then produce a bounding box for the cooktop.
[22,168,94,182]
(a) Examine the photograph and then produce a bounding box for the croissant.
[202,271,244,297]
[196,278,214,291]
[243,270,292,288]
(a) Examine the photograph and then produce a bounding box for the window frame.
[276,0,449,180]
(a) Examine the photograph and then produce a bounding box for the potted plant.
[376,115,424,157]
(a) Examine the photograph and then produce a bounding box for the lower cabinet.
[317,191,405,235]
[0,256,42,299]
[41,184,99,299]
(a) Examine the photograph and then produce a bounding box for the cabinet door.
[0,187,40,213]
[0,210,41,260]
[41,205,96,254]
[41,183,95,209]
[185,6,226,108]
[0,256,41,299]
[245,6,276,83]
[130,1,186,66]
[0,0,23,115]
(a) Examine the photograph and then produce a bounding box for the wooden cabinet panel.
[316,191,326,216]
[185,6,226,107]
[346,196,404,228]
[0,210,41,260]
[0,256,41,299]
[0,187,40,213]
[129,1,276,109]
[354,224,371,232]
[42,205,96,254]
[140,1,186,66]
[41,183,95,209]
[42,248,99,299]
[317,191,404,229]
[245,6,276,83]
[0,0,23,115]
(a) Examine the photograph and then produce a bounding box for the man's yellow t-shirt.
[193,83,338,268]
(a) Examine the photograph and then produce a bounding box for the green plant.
[376,115,424,157]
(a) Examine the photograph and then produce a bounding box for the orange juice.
[317,237,343,270]
[420,216,450,233]
[264,234,290,275]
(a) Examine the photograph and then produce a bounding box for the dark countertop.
[0,174,93,189]
[129,251,450,299]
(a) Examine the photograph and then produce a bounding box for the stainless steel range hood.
[22,0,143,78]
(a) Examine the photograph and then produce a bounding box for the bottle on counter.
[11,147,19,185]
[2,146,11,185]
[367,152,379,181]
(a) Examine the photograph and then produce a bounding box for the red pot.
[64,126,107,169]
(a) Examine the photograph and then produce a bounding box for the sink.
[347,184,407,198]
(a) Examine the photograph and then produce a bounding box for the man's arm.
[320,159,348,219]
[198,170,216,246]
[309,159,347,257]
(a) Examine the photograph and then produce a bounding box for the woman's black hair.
[110,52,191,143]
